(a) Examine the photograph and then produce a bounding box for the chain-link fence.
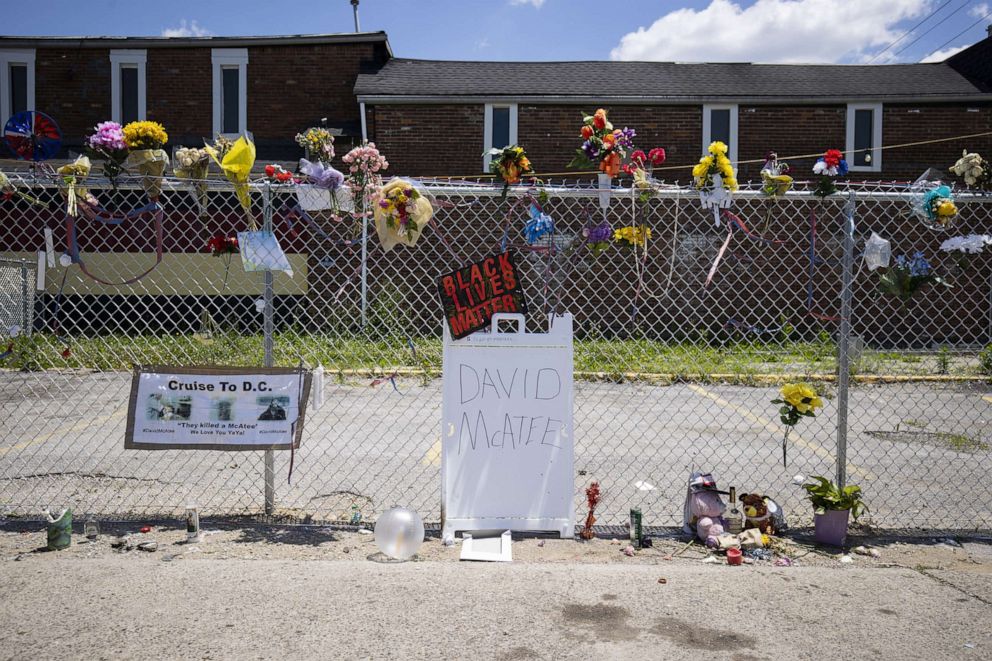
[0,172,990,531]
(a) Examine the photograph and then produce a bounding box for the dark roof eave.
[356,93,992,104]
[0,32,391,52]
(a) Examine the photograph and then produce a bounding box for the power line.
[867,0,955,64]
[919,6,992,61]
[888,0,974,59]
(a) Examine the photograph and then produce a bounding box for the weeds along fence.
[0,172,990,531]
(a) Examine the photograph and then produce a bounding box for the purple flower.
[586,219,612,243]
[617,127,637,148]
[379,200,390,209]
[87,121,126,152]
[300,159,345,190]
[582,140,599,160]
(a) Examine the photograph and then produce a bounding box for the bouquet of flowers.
[920,185,957,228]
[771,383,824,466]
[582,216,612,256]
[263,164,294,183]
[613,225,651,248]
[760,151,792,198]
[174,146,210,215]
[567,108,636,178]
[56,155,97,216]
[811,149,848,198]
[123,121,169,200]
[297,158,351,213]
[84,121,129,188]
[206,232,239,257]
[878,252,951,303]
[205,135,256,222]
[624,148,666,203]
[693,141,738,192]
[0,171,46,207]
[487,145,534,187]
[950,149,991,190]
[940,234,992,271]
[295,127,335,163]
[373,179,433,251]
[211,134,235,159]
[342,141,388,215]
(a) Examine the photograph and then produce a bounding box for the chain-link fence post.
[835,193,856,489]
[20,260,29,333]
[262,181,276,515]
[360,205,369,329]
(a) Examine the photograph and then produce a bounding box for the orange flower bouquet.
[567,108,637,179]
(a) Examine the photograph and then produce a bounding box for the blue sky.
[2,0,990,63]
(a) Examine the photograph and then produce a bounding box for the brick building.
[0,32,391,160]
[355,34,992,182]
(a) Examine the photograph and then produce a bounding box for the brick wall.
[30,41,388,159]
[366,102,992,183]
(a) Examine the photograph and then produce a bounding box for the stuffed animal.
[688,490,726,546]
[740,493,776,535]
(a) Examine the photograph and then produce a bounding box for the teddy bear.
[687,489,726,547]
[740,493,776,535]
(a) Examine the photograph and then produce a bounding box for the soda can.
[629,507,643,548]
[185,505,200,542]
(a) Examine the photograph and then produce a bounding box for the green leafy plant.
[803,476,868,520]
[980,343,992,376]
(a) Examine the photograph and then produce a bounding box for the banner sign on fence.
[441,313,574,539]
[125,366,311,450]
[437,250,528,340]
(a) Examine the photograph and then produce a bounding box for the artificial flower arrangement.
[204,135,256,222]
[919,184,957,228]
[373,179,434,251]
[342,141,388,217]
[84,121,129,188]
[811,148,848,198]
[263,164,294,183]
[693,141,737,224]
[296,158,351,214]
[950,149,991,190]
[760,151,792,199]
[624,148,667,203]
[582,216,613,256]
[613,225,651,248]
[940,234,992,271]
[173,146,211,215]
[123,121,169,200]
[56,155,97,216]
[523,202,554,245]
[195,232,240,344]
[579,481,601,540]
[878,252,951,303]
[567,108,636,178]
[295,127,335,163]
[488,145,534,201]
[771,383,824,467]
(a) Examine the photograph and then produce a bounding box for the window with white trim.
[702,104,738,164]
[212,49,248,137]
[483,103,518,171]
[110,50,146,125]
[0,49,35,122]
[846,103,882,172]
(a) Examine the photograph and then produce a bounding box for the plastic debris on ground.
[622,545,635,557]
[840,554,854,564]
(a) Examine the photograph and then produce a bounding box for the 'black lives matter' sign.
[437,251,528,340]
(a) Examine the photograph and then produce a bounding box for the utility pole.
[351,0,361,32]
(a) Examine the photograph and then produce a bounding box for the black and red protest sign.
[437,250,528,339]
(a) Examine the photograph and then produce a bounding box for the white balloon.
[374,506,424,560]
[59,254,73,267]
[793,474,806,485]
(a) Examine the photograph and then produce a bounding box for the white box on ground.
[441,313,574,540]
[460,530,513,562]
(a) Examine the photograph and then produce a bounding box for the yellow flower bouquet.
[373,179,434,252]
[205,135,256,224]
[123,121,170,200]
[613,225,651,248]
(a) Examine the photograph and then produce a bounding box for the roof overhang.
[357,94,992,105]
[0,32,392,55]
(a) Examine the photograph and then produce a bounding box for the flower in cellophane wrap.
[524,203,554,245]
[694,141,737,224]
[205,135,256,224]
[0,171,46,207]
[295,127,335,163]
[373,179,433,251]
[760,152,792,199]
[950,149,991,191]
[811,148,848,198]
[122,121,169,200]
[909,169,957,231]
[173,146,210,215]
[56,155,98,216]
[84,121,129,188]
[296,158,353,213]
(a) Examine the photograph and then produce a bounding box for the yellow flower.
[937,200,957,217]
[724,176,738,191]
[780,383,823,414]
[123,121,168,150]
[708,141,728,156]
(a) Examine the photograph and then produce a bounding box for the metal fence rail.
[0,173,990,530]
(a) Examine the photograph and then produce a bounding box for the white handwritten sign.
[124,366,310,450]
[441,313,574,538]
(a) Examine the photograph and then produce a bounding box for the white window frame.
[0,49,36,123]
[110,49,146,124]
[846,103,882,172]
[483,103,518,171]
[702,104,738,165]
[212,48,248,138]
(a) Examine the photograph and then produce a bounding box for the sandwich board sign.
[441,313,574,539]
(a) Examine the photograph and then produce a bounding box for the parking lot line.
[983,395,992,405]
[687,384,875,480]
[421,438,442,466]
[0,411,125,457]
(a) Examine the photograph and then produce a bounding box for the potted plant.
[802,476,868,546]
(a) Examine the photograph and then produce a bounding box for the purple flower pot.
[814,509,850,546]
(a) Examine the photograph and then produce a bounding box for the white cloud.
[509,0,546,8]
[476,37,491,51]
[610,0,930,64]
[161,19,213,38]
[919,44,969,62]
[969,3,990,18]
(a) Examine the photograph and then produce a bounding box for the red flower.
[630,150,647,166]
[648,147,666,166]
[61,347,72,359]
[275,171,292,183]
[580,125,594,139]
[264,164,276,177]
[824,149,843,168]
